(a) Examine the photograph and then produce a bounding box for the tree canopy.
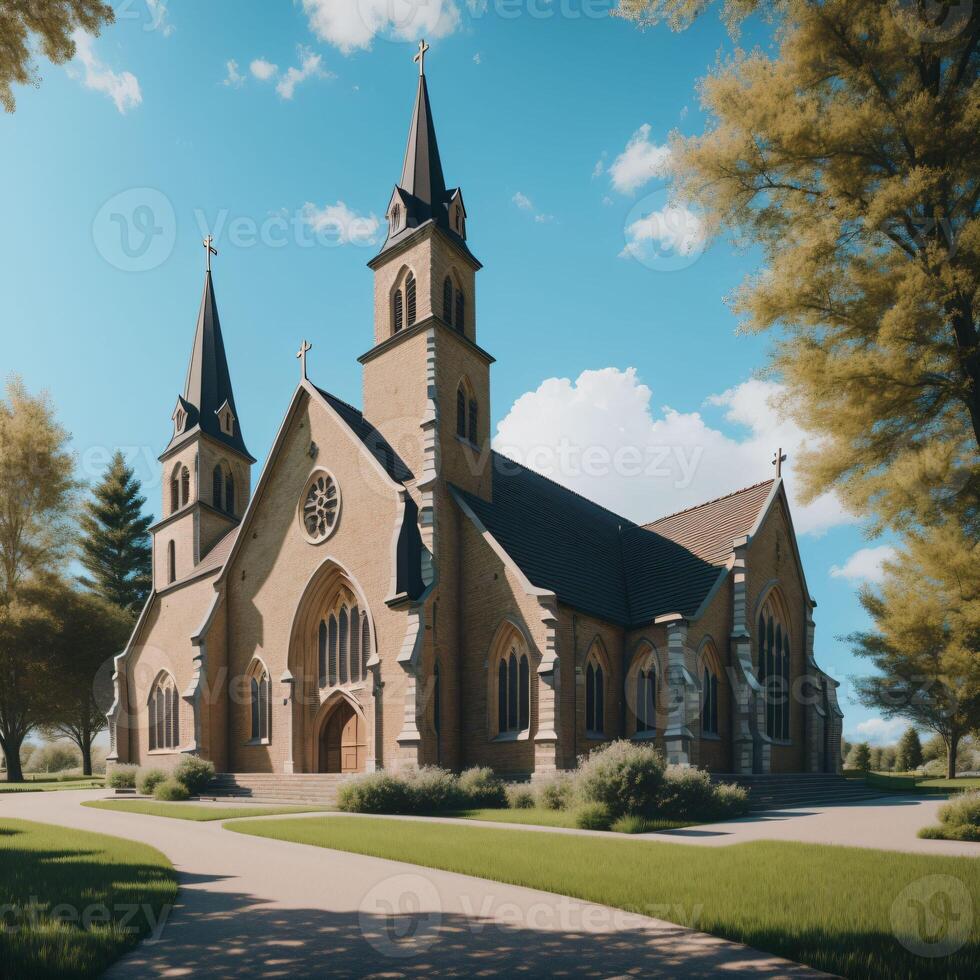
[617,0,980,534]
[0,0,115,112]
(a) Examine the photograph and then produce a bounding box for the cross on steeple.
[772,447,787,478]
[203,235,218,272]
[296,340,312,382]
[414,39,429,77]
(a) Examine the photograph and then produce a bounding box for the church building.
[107,49,843,783]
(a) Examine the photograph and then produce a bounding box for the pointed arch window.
[495,639,530,736]
[405,272,417,326]
[170,468,180,514]
[148,673,179,751]
[630,645,658,735]
[758,595,790,741]
[319,590,365,688]
[455,290,465,334]
[390,203,401,232]
[467,398,478,444]
[225,472,235,515]
[248,661,271,742]
[703,666,719,735]
[443,276,453,324]
[456,386,467,439]
[393,288,404,333]
[585,642,608,736]
[180,466,190,506]
[433,661,442,736]
[167,540,176,584]
[212,466,223,510]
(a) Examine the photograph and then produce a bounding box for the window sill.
[491,729,530,743]
[147,748,179,755]
[631,731,659,742]
[585,732,607,742]
[701,732,722,741]
[770,738,793,747]
[245,738,271,747]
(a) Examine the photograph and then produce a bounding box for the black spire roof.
[375,62,477,264]
[163,269,254,461]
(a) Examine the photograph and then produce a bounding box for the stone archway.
[315,698,367,774]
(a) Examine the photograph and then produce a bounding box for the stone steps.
[206,773,351,806]
[712,773,886,812]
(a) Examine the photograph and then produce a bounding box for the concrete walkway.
[1,789,829,978]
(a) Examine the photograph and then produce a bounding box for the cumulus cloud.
[146,0,175,37]
[301,0,461,54]
[609,124,671,194]
[70,31,142,113]
[276,48,330,99]
[621,202,704,260]
[511,191,554,225]
[850,717,907,746]
[830,546,898,585]
[223,59,245,88]
[250,58,279,81]
[494,368,856,536]
[301,200,380,245]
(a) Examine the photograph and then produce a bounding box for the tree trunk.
[947,732,960,780]
[81,734,92,777]
[2,739,25,782]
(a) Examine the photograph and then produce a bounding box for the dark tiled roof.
[197,525,240,575]
[314,387,413,484]
[454,456,774,627]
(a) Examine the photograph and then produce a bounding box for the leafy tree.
[869,745,883,771]
[615,0,980,533]
[0,379,77,781]
[841,738,852,761]
[880,745,897,771]
[896,725,924,771]
[40,586,131,775]
[25,740,80,774]
[851,523,980,779]
[922,732,945,761]
[79,451,152,614]
[849,742,872,771]
[0,0,115,112]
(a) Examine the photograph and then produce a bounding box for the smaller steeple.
[163,254,254,462]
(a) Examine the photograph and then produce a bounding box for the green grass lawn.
[0,777,105,794]
[226,814,978,979]
[845,771,980,794]
[447,807,689,832]
[0,818,177,980]
[82,800,328,821]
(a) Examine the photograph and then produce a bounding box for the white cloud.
[301,200,380,245]
[830,546,897,585]
[277,47,332,100]
[609,124,671,194]
[494,368,856,537]
[145,0,175,37]
[250,58,279,81]
[512,191,533,210]
[592,157,605,179]
[473,52,482,65]
[301,0,461,54]
[223,59,245,88]
[70,31,142,113]
[534,213,555,224]
[850,717,906,746]
[621,202,704,260]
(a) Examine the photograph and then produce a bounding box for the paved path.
[1,789,829,979]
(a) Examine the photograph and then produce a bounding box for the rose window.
[303,473,339,540]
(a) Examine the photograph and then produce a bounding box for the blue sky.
[0,0,899,744]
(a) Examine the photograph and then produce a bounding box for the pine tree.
[78,451,152,614]
[896,726,923,773]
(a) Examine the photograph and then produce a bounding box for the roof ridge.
[490,450,637,528]
[314,384,364,418]
[644,478,776,527]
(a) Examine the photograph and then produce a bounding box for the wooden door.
[319,702,365,773]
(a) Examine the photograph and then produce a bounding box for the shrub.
[918,822,980,842]
[403,767,463,812]
[658,766,721,820]
[537,773,575,811]
[574,802,612,831]
[138,769,167,796]
[154,778,190,801]
[938,790,980,828]
[712,781,751,819]
[338,772,411,814]
[576,740,665,818]
[458,767,507,808]
[172,757,215,795]
[507,786,536,809]
[25,743,81,774]
[610,813,655,834]
[107,766,138,789]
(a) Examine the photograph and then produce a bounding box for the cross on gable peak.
[413,39,429,76]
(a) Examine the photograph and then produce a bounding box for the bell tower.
[361,40,493,502]
[150,245,255,589]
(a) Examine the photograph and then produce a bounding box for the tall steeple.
[164,265,254,462]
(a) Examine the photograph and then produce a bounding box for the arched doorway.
[318,700,366,773]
